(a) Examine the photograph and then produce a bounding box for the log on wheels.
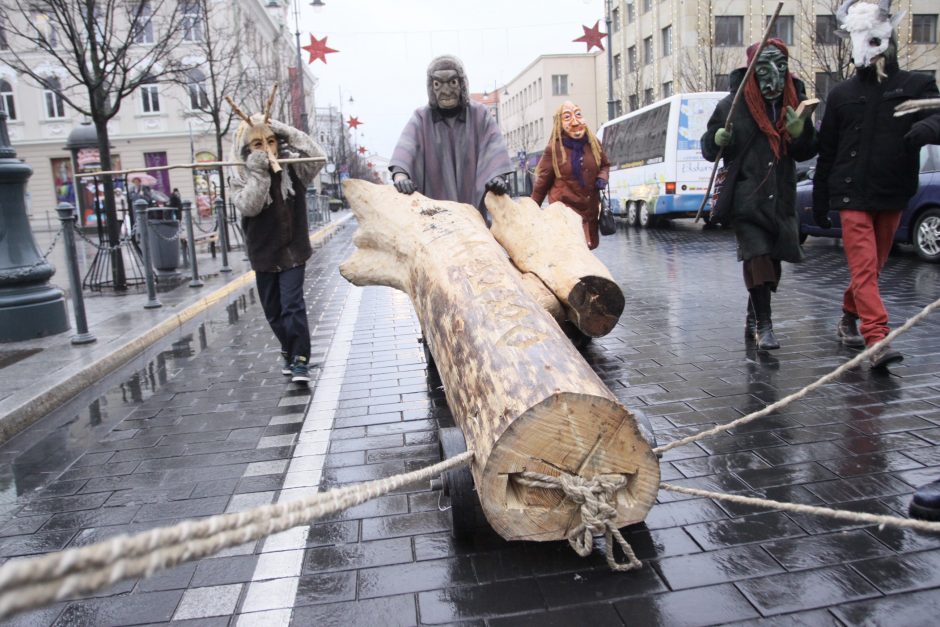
[340,180,659,543]
[486,193,625,337]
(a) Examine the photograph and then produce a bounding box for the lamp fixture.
[310,0,325,7]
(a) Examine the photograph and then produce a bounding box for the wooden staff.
[74,157,326,179]
[694,1,784,223]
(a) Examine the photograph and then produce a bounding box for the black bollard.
[134,199,161,309]
[182,200,203,288]
[55,203,96,344]
[214,198,231,273]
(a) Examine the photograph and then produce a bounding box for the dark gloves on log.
[813,207,832,229]
[485,176,508,196]
[394,175,416,195]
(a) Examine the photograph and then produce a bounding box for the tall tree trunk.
[94,116,126,290]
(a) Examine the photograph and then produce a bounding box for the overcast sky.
[297,0,604,161]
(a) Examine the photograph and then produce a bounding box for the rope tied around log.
[516,472,642,571]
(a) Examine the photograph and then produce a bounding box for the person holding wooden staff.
[530,101,611,250]
[701,38,817,351]
[227,89,326,383]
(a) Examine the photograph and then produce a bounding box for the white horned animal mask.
[835,0,905,77]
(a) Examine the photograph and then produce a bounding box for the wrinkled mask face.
[560,101,586,139]
[754,46,787,100]
[431,69,461,110]
[247,124,278,165]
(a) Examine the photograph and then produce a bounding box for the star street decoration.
[302,34,338,64]
[347,116,362,129]
[574,21,607,52]
[358,146,367,155]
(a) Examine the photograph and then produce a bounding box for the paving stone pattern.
[2,220,940,625]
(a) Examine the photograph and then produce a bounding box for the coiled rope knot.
[516,471,642,572]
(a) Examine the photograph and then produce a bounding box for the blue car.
[797,145,940,263]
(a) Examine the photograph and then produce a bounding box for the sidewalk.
[0,211,353,444]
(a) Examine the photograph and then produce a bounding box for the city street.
[2,217,940,626]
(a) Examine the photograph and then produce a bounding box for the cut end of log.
[567,275,626,337]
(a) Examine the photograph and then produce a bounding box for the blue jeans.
[255,264,310,361]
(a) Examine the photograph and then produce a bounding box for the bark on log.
[340,180,659,542]
[486,193,625,337]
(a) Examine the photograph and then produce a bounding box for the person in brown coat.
[531,101,611,249]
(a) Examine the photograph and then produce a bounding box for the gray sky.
[299,0,604,160]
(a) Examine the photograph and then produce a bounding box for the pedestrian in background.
[701,38,818,351]
[168,187,182,220]
[530,100,611,250]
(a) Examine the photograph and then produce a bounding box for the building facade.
[0,0,318,229]
[605,0,940,122]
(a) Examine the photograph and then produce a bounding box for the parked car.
[797,145,940,262]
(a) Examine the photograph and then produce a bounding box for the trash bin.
[146,209,181,280]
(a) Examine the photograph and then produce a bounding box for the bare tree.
[0,0,186,289]
[678,45,735,93]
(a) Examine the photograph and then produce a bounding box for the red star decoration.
[302,34,338,64]
[347,116,362,129]
[574,21,607,52]
[358,146,367,155]
[367,161,373,168]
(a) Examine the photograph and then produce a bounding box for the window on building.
[0,79,15,120]
[41,76,66,118]
[642,0,652,14]
[133,2,154,45]
[816,15,840,45]
[140,75,160,113]
[662,81,673,98]
[815,71,841,100]
[912,15,938,44]
[766,15,794,45]
[628,94,639,111]
[614,100,623,117]
[715,16,743,47]
[643,36,653,65]
[538,77,542,99]
[627,2,635,24]
[661,25,673,57]
[643,88,654,105]
[182,1,204,42]
[614,53,622,80]
[628,46,637,72]
[551,74,568,96]
[612,7,620,33]
[31,8,59,47]
[714,73,730,91]
[186,69,209,110]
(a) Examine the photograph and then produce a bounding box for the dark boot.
[745,297,757,342]
[910,478,940,521]
[748,285,780,350]
[837,313,865,348]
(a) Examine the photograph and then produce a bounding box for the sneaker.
[869,343,903,369]
[837,314,865,348]
[291,356,311,383]
[280,352,292,376]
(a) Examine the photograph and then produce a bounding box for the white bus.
[598,92,725,227]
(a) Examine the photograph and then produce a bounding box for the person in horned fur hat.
[812,0,940,369]
[228,104,326,383]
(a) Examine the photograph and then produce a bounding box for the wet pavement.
[2,216,940,626]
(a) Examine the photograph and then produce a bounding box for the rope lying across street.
[1,297,939,620]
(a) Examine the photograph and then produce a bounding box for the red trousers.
[840,209,903,346]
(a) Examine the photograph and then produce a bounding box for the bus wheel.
[626,202,639,227]
[638,203,653,228]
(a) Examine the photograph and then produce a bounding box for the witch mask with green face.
[754,46,788,101]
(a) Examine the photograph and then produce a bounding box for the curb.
[0,214,353,445]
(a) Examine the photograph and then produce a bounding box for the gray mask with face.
[426,55,470,110]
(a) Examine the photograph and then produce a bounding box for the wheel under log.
[438,427,488,540]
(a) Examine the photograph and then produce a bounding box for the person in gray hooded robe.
[389,55,513,217]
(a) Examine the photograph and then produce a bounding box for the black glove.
[394,176,416,195]
[484,176,508,195]
[594,178,607,190]
[813,208,832,229]
[904,121,933,151]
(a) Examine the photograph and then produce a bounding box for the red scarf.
[743,39,800,161]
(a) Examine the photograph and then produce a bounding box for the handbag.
[599,190,616,236]
[709,131,757,226]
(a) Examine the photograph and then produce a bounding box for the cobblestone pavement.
[2,218,940,626]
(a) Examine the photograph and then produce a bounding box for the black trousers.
[255,264,310,361]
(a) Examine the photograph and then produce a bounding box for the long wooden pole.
[694,1,784,223]
[75,157,326,179]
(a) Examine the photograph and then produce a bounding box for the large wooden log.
[486,193,625,337]
[340,180,659,542]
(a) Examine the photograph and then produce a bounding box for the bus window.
[603,102,670,168]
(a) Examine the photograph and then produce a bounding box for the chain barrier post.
[181,200,203,288]
[214,198,231,273]
[55,203,96,345]
[135,200,161,309]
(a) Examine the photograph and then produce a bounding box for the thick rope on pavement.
[0,450,473,621]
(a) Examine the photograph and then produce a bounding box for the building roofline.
[505,52,600,86]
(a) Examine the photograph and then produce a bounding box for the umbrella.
[126,172,159,186]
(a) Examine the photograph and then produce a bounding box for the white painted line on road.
[237,285,363,626]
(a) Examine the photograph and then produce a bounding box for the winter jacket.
[813,61,940,213]
[531,138,610,218]
[702,68,818,264]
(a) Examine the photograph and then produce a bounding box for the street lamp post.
[605,0,616,121]
[293,0,326,134]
